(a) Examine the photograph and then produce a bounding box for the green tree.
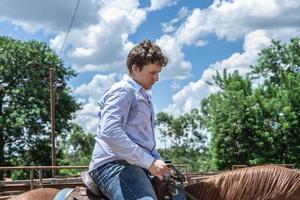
[201,38,300,169]
[58,123,94,166]
[57,123,94,176]
[201,70,258,169]
[0,36,80,179]
[156,110,211,171]
[249,38,300,165]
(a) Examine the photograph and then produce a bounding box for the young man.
[89,39,169,200]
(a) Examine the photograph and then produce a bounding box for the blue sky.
[1,0,300,140]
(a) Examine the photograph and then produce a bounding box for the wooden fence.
[0,163,295,199]
[0,164,188,199]
[0,166,88,199]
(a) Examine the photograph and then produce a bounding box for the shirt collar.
[123,74,142,91]
[123,74,152,97]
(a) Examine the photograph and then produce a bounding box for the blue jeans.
[90,160,158,200]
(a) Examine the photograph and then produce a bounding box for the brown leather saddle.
[80,171,108,200]
[79,171,168,200]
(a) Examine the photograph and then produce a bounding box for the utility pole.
[50,68,56,177]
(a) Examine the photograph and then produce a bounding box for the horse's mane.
[185,165,300,200]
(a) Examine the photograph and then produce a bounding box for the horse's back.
[9,188,59,200]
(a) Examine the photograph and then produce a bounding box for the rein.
[167,183,198,200]
[164,164,198,200]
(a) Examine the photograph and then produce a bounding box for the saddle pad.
[53,188,73,200]
[65,187,101,200]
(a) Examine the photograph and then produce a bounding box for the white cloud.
[164,30,272,115]
[73,73,121,133]
[161,7,190,33]
[157,35,192,80]
[243,30,272,52]
[50,0,145,73]
[161,0,300,115]
[149,0,177,11]
[74,97,99,134]
[73,73,118,99]
[0,0,194,80]
[0,0,142,74]
[195,40,207,47]
[171,81,181,91]
[0,0,98,33]
[175,0,300,44]
[161,23,177,33]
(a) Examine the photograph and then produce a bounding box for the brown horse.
[185,165,300,200]
[8,165,300,200]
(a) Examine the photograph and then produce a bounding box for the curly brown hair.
[127,39,168,73]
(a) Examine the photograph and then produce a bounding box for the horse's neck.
[185,180,222,200]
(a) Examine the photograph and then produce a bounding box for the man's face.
[131,63,162,90]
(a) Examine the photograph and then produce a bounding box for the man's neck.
[128,74,144,89]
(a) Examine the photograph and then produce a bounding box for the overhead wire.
[59,0,80,55]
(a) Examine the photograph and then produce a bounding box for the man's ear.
[132,64,139,74]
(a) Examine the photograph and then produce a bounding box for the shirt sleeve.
[98,88,155,169]
[150,148,162,160]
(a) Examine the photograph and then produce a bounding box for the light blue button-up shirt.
[89,75,161,171]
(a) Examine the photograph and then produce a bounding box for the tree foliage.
[0,36,80,179]
[201,38,300,169]
[57,123,94,175]
[58,123,94,166]
[156,110,212,171]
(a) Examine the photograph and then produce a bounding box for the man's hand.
[148,159,170,180]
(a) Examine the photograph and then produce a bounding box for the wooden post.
[30,169,34,190]
[39,169,43,188]
[50,68,56,177]
[184,165,188,184]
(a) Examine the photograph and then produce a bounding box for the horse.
[8,165,300,200]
